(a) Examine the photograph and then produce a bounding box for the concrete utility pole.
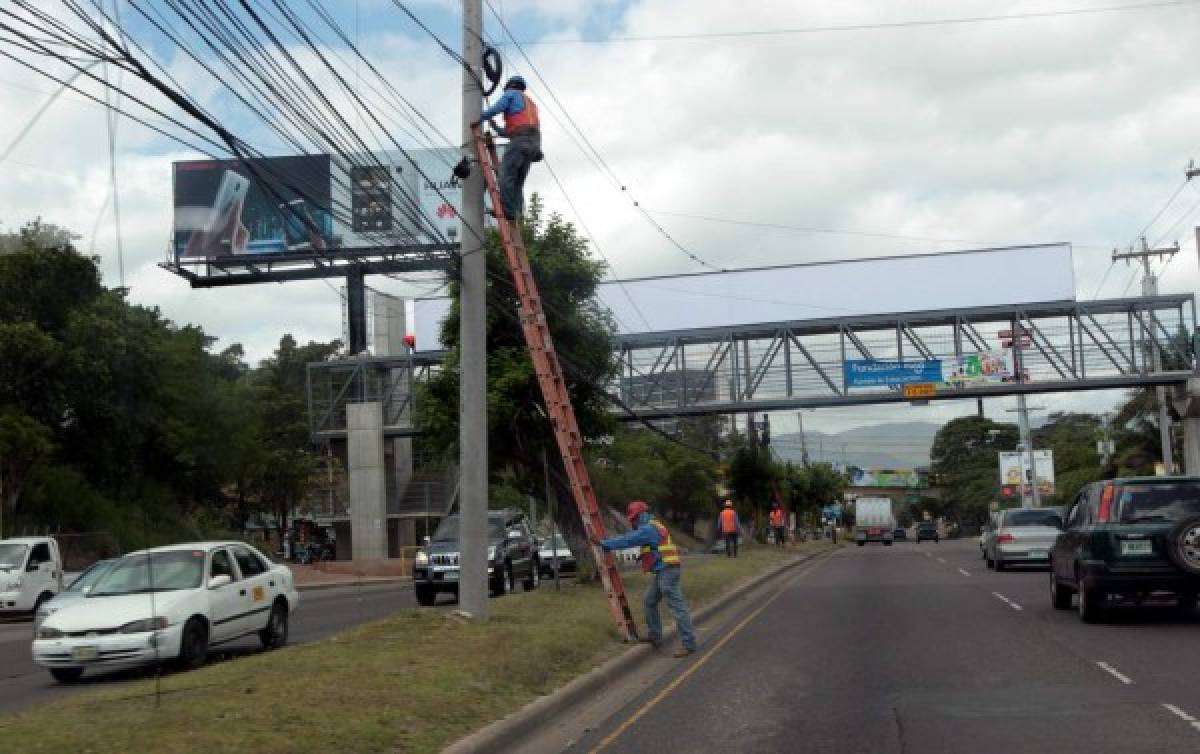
[1113,239,1180,475]
[796,411,811,467]
[1008,332,1041,508]
[458,0,488,620]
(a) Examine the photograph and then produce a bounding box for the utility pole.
[1113,238,1180,475]
[796,411,811,467]
[458,0,488,620]
[1007,329,1041,508]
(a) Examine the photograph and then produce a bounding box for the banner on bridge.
[843,359,942,387]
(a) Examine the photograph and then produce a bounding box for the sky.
[2,0,1199,443]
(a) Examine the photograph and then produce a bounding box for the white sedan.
[32,542,298,683]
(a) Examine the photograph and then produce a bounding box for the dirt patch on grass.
[0,542,832,753]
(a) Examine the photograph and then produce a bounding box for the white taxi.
[32,542,298,683]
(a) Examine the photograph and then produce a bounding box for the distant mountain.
[771,421,941,469]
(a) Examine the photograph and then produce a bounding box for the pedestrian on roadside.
[718,500,741,558]
[769,502,787,548]
[599,501,697,658]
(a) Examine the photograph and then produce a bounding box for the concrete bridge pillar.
[1175,378,1200,476]
[348,401,387,560]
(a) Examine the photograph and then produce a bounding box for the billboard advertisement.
[998,450,1055,496]
[846,467,925,488]
[844,359,942,388]
[334,147,465,248]
[942,351,1015,386]
[173,155,333,260]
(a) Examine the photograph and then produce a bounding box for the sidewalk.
[289,561,412,591]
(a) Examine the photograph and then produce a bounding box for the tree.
[0,408,53,538]
[929,416,1019,524]
[417,199,618,567]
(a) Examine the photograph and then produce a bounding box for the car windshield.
[0,543,28,571]
[918,523,936,529]
[542,534,567,549]
[1003,510,1063,528]
[90,551,205,595]
[66,560,115,593]
[1116,483,1200,523]
[432,516,507,542]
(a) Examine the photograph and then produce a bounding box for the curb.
[442,546,834,754]
[296,577,412,592]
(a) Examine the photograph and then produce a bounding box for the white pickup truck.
[854,498,896,546]
[0,537,64,616]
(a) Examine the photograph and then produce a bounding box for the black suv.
[915,522,939,543]
[1050,477,1200,622]
[413,509,540,607]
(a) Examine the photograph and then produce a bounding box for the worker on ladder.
[474,75,542,223]
[600,501,697,658]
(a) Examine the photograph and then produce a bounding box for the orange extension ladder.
[471,125,639,642]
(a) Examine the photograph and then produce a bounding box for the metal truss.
[613,295,1197,419]
[161,243,454,288]
[307,352,444,440]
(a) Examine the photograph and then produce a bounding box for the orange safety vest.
[769,509,785,527]
[504,93,540,134]
[640,520,681,572]
[718,508,738,534]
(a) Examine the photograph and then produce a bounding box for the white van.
[854,498,896,546]
[0,537,64,615]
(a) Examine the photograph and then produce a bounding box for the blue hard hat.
[505,75,526,90]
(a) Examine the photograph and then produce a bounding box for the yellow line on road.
[589,553,831,753]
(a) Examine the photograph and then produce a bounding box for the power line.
[519,0,1200,45]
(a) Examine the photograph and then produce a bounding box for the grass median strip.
[0,542,831,754]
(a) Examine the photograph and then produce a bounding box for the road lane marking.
[936,557,946,563]
[1163,703,1196,723]
[991,592,1023,611]
[589,553,831,752]
[957,568,970,576]
[1096,661,1133,685]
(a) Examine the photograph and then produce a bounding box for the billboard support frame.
[160,242,454,287]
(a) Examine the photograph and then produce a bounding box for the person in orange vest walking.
[600,501,697,657]
[769,502,787,548]
[718,500,741,558]
[475,75,541,222]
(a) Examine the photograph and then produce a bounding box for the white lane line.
[1096,661,1133,685]
[957,568,970,577]
[1162,703,1196,723]
[936,557,946,564]
[991,592,1023,611]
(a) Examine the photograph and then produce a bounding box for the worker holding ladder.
[473,75,541,223]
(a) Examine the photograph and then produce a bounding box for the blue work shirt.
[479,90,527,136]
[600,513,668,572]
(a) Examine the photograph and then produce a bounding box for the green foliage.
[785,462,848,523]
[591,422,720,523]
[929,416,1019,524]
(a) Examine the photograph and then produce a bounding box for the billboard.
[413,244,1076,348]
[844,359,942,388]
[942,351,1015,386]
[173,155,333,260]
[846,467,925,488]
[334,147,465,248]
[998,450,1055,496]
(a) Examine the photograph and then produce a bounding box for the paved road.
[0,581,413,715]
[576,539,1200,754]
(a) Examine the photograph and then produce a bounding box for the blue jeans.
[644,565,696,651]
[499,129,540,220]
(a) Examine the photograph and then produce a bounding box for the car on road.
[985,507,1064,571]
[0,537,64,617]
[915,522,939,543]
[1050,477,1200,623]
[413,510,540,606]
[32,542,297,683]
[538,533,576,578]
[33,558,116,634]
[893,528,907,541]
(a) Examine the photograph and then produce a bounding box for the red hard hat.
[626,500,649,524]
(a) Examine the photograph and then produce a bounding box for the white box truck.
[0,537,64,615]
[854,498,896,546]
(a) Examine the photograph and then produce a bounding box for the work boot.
[673,647,695,658]
[639,636,662,648]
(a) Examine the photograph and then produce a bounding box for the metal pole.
[346,268,367,355]
[458,0,489,620]
[1143,263,1175,474]
[1013,328,1041,507]
[543,448,559,590]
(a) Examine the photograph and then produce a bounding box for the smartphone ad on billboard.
[173,155,333,261]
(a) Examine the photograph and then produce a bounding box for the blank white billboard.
[411,244,1075,350]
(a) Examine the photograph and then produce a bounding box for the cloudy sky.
[2,0,1198,439]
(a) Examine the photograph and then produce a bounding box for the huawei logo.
[436,203,457,219]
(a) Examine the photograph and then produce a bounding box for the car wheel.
[1078,581,1104,624]
[883,541,892,547]
[1176,590,1198,613]
[176,617,209,670]
[857,541,865,547]
[1051,571,1072,610]
[415,584,437,606]
[995,559,1006,572]
[1166,515,1200,577]
[985,556,994,569]
[258,601,289,650]
[491,563,514,597]
[50,667,83,683]
[523,561,540,591]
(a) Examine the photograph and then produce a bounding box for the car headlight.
[414,550,429,566]
[37,626,64,640]
[487,546,497,560]
[119,617,169,634]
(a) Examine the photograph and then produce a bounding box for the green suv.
[1050,477,1200,622]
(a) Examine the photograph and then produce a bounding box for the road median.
[0,542,834,754]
